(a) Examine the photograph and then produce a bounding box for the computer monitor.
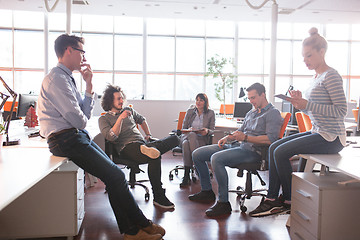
[17,94,38,117]
[233,102,253,119]
[282,101,299,125]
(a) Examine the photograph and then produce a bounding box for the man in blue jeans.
[37,34,164,240]
[188,83,282,217]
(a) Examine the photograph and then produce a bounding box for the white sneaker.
[140,145,160,159]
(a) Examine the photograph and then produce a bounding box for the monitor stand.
[3,137,20,146]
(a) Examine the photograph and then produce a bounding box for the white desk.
[289,137,360,240]
[0,147,65,211]
[0,122,86,239]
[300,137,360,180]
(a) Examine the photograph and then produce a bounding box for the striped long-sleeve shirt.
[303,67,347,146]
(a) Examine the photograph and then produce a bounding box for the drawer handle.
[294,232,305,240]
[296,189,311,198]
[295,210,310,222]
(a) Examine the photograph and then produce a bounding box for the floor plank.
[75,152,291,240]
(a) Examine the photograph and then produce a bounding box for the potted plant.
[205,54,237,115]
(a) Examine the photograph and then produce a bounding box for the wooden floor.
[38,152,292,240]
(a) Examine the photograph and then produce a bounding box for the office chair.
[219,104,235,115]
[168,111,213,182]
[295,112,312,133]
[93,133,150,201]
[170,111,186,156]
[228,112,291,213]
[294,112,312,171]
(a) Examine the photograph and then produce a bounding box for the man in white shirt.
[37,34,164,240]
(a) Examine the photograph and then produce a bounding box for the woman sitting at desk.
[179,93,215,187]
[250,27,347,217]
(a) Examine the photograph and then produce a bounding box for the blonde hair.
[302,27,328,52]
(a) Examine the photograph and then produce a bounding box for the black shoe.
[205,201,232,217]
[188,190,216,203]
[153,189,175,209]
[180,177,191,188]
[278,194,291,214]
[249,198,287,217]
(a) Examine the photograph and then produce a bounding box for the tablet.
[275,94,290,101]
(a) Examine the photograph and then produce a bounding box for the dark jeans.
[120,135,179,194]
[267,131,344,201]
[47,129,149,234]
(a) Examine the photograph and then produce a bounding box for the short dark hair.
[101,84,126,111]
[195,93,210,112]
[246,82,266,96]
[54,34,84,58]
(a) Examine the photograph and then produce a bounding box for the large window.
[1,10,359,106]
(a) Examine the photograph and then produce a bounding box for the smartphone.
[274,94,290,101]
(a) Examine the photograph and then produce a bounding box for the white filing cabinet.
[0,161,84,239]
[290,172,360,240]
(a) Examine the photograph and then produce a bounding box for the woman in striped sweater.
[249,27,347,217]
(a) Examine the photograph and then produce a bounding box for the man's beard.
[113,105,122,111]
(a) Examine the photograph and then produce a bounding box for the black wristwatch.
[244,134,248,142]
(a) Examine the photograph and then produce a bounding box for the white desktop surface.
[299,137,360,180]
[0,147,65,211]
[0,120,67,211]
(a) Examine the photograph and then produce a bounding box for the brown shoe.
[140,145,160,159]
[124,229,162,240]
[142,220,166,236]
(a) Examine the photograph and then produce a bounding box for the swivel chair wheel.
[145,192,150,201]
[175,169,178,175]
[240,206,247,213]
[169,173,174,180]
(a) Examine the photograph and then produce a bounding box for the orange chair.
[295,112,312,133]
[170,111,186,155]
[219,104,234,115]
[280,112,292,138]
[176,111,186,133]
[352,107,359,123]
[229,112,291,213]
[295,112,314,171]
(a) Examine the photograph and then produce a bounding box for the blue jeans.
[267,131,344,201]
[192,143,261,202]
[47,129,149,234]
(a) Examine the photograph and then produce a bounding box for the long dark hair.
[196,93,209,113]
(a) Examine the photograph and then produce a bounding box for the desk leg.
[304,159,316,172]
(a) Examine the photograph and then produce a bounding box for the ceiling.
[1,0,360,24]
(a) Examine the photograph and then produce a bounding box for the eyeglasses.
[72,47,85,55]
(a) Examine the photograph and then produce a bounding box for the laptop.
[233,102,252,122]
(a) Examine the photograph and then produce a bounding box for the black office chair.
[93,133,150,201]
[228,112,291,213]
[228,146,268,213]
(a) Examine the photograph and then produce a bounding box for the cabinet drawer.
[292,174,319,211]
[290,218,317,240]
[291,199,319,237]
